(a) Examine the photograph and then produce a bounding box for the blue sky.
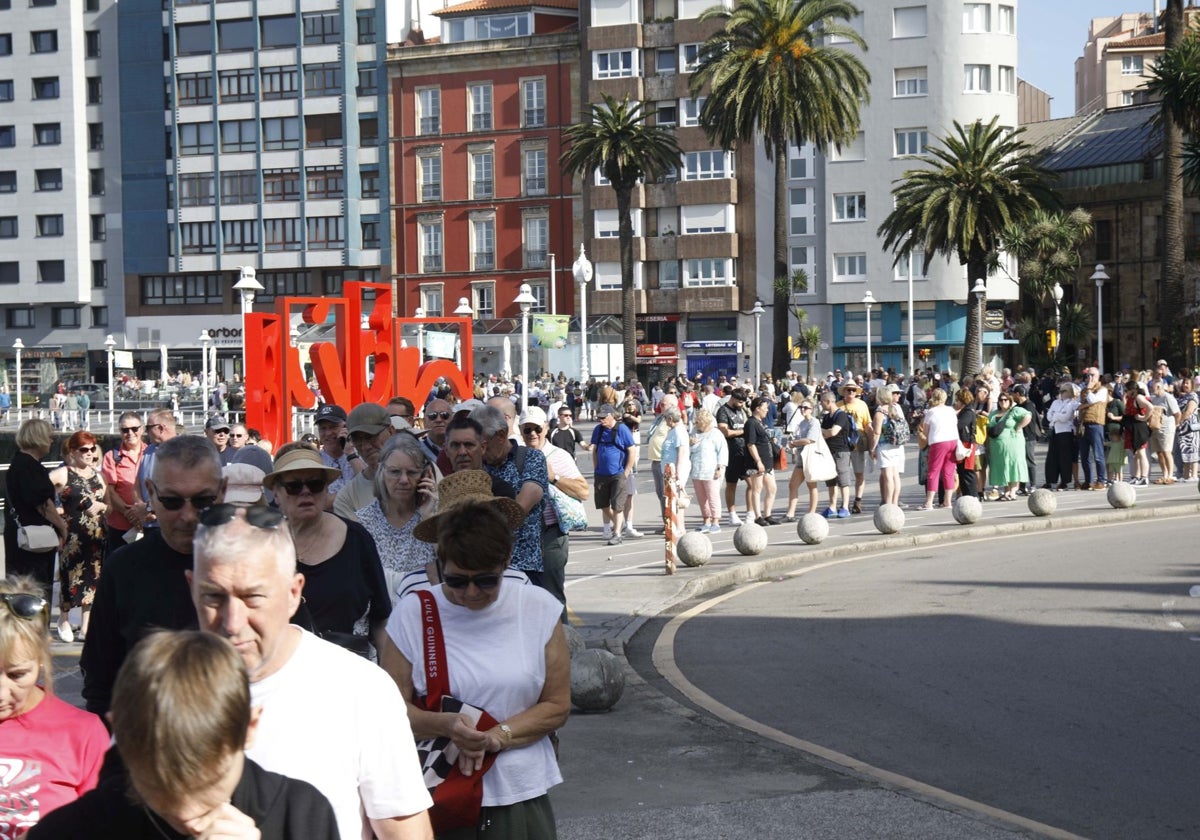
[1020,1,1158,118]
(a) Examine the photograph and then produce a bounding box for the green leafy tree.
[1002,208,1093,304]
[774,269,822,380]
[561,95,681,383]
[1015,303,1094,370]
[877,117,1056,377]
[692,0,869,378]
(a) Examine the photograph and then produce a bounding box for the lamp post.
[232,266,263,381]
[750,299,765,385]
[862,290,876,375]
[548,252,556,315]
[1137,290,1148,369]
[12,338,23,424]
[199,331,212,416]
[572,245,593,383]
[414,306,426,364]
[1090,263,1109,374]
[103,334,115,430]
[454,297,473,368]
[514,283,537,401]
[906,268,915,379]
[1052,282,1064,358]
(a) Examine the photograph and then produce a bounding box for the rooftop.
[434,0,578,16]
[1028,104,1160,172]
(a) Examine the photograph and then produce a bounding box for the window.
[179,173,215,206]
[220,171,258,205]
[303,12,340,45]
[472,283,494,319]
[894,248,927,280]
[963,64,990,92]
[526,283,547,313]
[181,221,217,254]
[998,65,1015,94]
[656,101,677,127]
[417,88,440,135]
[789,152,807,179]
[304,62,342,96]
[1122,55,1144,76]
[263,168,300,201]
[35,169,62,190]
[469,83,492,131]
[356,11,376,44]
[833,193,866,221]
[307,216,344,249]
[175,22,212,55]
[420,285,443,316]
[684,258,732,287]
[962,3,989,32]
[141,274,227,305]
[32,77,59,99]
[85,29,100,57]
[471,151,492,199]
[7,309,33,328]
[220,119,257,153]
[681,97,706,127]
[477,13,529,39]
[91,214,106,241]
[219,68,256,102]
[179,122,215,155]
[788,188,808,234]
[0,80,10,101]
[38,260,64,283]
[523,78,546,127]
[88,122,103,150]
[894,66,927,97]
[893,6,927,38]
[89,168,105,196]
[472,217,495,270]
[357,66,378,96]
[34,123,60,145]
[0,126,12,147]
[91,306,108,327]
[30,0,56,6]
[594,209,620,238]
[306,165,344,199]
[304,113,342,148]
[659,260,679,289]
[656,49,676,74]
[680,43,700,73]
[525,216,548,268]
[0,216,14,237]
[683,150,731,180]
[52,306,80,328]
[524,148,546,195]
[419,152,441,202]
[30,30,57,53]
[829,132,865,161]
[1094,219,1113,261]
[834,253,867,280]
[92,260,107,288]
[894,128,928,156]
[264,217,302,251]
[421,220,443,273]
[260,15,298,48]
[595,50,635,79]
[360,167,380,198]
[218,19,255,52]
[257,271,313,300]
[359,116,378,143]
[789,246,809,272]
[361,218,380,249]
[222,219,258,252]
[0,35,10,56]
[262,116,300,150]
[682,204,730,234]
[260,66,297,100]
[179,72,215,105]
[0,171,13,193]
[997,5,1014,34]
[86,76,101,103]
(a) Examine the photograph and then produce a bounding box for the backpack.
[882,408,911,446]
[837,410,861,449]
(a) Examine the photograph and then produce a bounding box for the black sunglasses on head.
[200,503,286,530]
[0,593,48,622]
[280,478,328,496]
[150,481,219,512]
[441,572,502,591]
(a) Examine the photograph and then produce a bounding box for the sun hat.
[519,406,548,428]
[412,470,527,543]
[261,447,341,489]
[347,402,390,436]
[222,463,266,505]
[839,382,862,397]
[453,398,486,415]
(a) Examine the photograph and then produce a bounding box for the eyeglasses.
[998,398,1011,403]
[426,411,451,421]
[120,426,142,435]
[800,405,813,411]
[279,478,327,496]
[150,482,220,512]
[441,572,502,591]
[76,445,97,453]
[146,423,166,434]
[230,433,247,439]
[0,593,48,622]
[521,425,543,436]
[200,503,285,530]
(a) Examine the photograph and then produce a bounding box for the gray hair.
[470,404,509,439]
[373,433,430,502]
[152,435,223,486]
[194,517,297,581]
[663,407,682,424]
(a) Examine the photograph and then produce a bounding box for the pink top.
[0,692,110,834]
[101,444,144,530]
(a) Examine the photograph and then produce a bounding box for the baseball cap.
[205,414,231,432]
[453,398,486,415]
[520,406,548,428]
[347,403,390,436]
[1011,384,1028,397]
[314,404,347,425]
[597,403,617,418]
[222,463,266,506]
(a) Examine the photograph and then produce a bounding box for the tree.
[1002,207,1094,302]
[1015,304,1093,370]
[561,95,681,384]
[692,0,869,379]
[774,269,821,381]
[877,117,1057,377]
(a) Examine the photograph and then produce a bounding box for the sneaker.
[602,524,613,539]
[57,623,73,644]
[837,507,850,519]
[709,524,721,534]
[766,516,782,526]
[729,512,743,526]
[699,523,712,533]
[754,516,770,526]
[606,534,623,546]
[851,500,863,515]
[623,527,645,539]
[823,506,836,519]
[782,515,797,523]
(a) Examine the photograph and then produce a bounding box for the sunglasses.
[151,481,220,512]
[230,433,247,438]
[0,593,48,622]
[426,411,451,421]
[279,478,327,496]
[120,426,142,434]
[441,572,502,591]
[76,445,97,453]
[200,503,286,530]
[521,425,543,435]
[559,412,573,418]
[801,405,813,410]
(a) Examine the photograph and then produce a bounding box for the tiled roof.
[434,0,578,16]
[1108,32,1165,49]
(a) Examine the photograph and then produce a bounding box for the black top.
[715,404,748,458]
[957,407,978,444]
[80,530,197,717]
[29,756,341,840]
[549,427,583,457]
[298,517,391,639]
[5,450,54,528]
[743,416,773,466]
[821,410,853,454]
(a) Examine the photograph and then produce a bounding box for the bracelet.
[498,724,514,747]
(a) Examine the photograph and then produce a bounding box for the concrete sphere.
[563,624,586,659]
[676,531,713,567]
[732,522,768,556]
[1107,480,1136,509]
[570,648,625,712]
[952,495,983,524]
[873,503,906,534]
[797,513,830,545]
[1027,487,1057,517]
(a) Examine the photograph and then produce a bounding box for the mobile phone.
[338,435,348,448]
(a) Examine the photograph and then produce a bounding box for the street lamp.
[572,245,593,383]
[1090,263,1109,374]
[12,338,23,424]
[1052,282,1064,358]
[971,278,987,372]
[514,283,537,404]
[414,306,426,364]
[103,334,116,431]
[1137,290,1149,369]
[862,290,876,375]
[750,298,765,385]
[453,297,473,368]
[232,266,263,382]
[199,331,212,416]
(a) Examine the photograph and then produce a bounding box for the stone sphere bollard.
[797,512,830,545]
[570,648,625,712]
[562,624,586,659]
[952,495,983,525]
[676,531,713,567]
[1027,487,1057,517]
[873,503,905,534]
[733,522,768,556]
[1107,480,1136,509]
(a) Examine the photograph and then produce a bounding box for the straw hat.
[412,470,527,543]
[838,382,862,397]
[262,447,341,489]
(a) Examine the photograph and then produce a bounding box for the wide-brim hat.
[412,469,527,543]
[839,382,862,397]
[262,447,341,489]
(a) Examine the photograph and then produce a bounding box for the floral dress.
[59,467,107,608]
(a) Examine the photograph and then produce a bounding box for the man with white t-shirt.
[189,505,433,840]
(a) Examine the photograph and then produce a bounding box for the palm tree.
[692,0,869,378]
[877,117,1056,377]
[561,95,681,384]
[1002,207,1094,302]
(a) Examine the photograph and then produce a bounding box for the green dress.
[987,405,1029,485]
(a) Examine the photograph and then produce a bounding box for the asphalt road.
[649,516,1200,840]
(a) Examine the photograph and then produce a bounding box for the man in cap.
[591,403,637,545]
[314,403,362,495]
[334,402,398,521]
[204,415,236,466]
[838,382,873,514]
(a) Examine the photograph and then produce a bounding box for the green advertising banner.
[531,315,570,349]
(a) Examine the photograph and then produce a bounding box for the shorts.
[825,451,855,488]
[726,454,750,483]
[850,448,867,475]
[594,473,628,511]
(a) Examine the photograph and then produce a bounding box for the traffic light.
[1044,329,1057,354]
[1192,327,1199,347]
[1153,336,1160,353]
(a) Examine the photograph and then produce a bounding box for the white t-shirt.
[923,404,960,445]
[248,629,432,840]
[389,582,563,807]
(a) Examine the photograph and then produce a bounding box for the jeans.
[1079,423,1107,484]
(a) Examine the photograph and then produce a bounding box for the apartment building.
[0,0,123,392]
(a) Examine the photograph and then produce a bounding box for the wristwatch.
[550,476,558,485]
[347,453,360,461]
[499,724,514,745]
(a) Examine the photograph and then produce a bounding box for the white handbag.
[14,512,58,553]
[800,436,838,483]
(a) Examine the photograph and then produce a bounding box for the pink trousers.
[692,479,721,519]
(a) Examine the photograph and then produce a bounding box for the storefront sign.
[637,314,681,323]
[681,340,742,351]
[983,309,1006,331]
[636,343,678,357]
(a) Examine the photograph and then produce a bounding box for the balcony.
[676,178,737,205]
[474,251,495,270]
[677,232,738,260]
[591,237,645,263]
[422,254,443,273]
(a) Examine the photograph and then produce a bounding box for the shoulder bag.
[799,433,838,483]
[547,483,588,533]
[414,591,500,835]
[1147,405,1164,431]
[13,510,58,554]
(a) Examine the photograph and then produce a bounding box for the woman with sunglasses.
[986,391,1032,501]
[48,432,109,643]
[264,447,391,658]
[0,576,109,834]
[4,419,69,600]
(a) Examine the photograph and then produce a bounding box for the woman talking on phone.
[357,434,439,605]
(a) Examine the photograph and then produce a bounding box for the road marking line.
[652,552,1091,840]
